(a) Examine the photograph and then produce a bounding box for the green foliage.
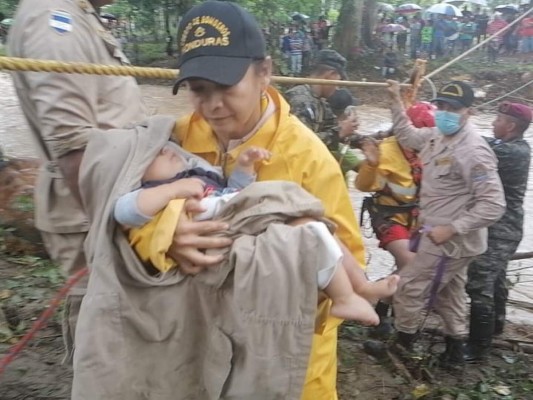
[12,194,34,213]
[0,254,64,340]
[132,41,167,64]
[236,0,322,25]
[0,0,19,16]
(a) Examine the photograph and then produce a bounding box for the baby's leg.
[324,265,379,325]
[302,221,379,325]
[338,241,400,303]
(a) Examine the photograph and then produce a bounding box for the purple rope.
[409,224,449,311]
[426,255,448,311]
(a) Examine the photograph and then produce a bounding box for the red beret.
[498,102,532,124]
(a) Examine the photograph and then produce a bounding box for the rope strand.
[425,7,533,80]
[0,56,413,88]
[0,267,88,377]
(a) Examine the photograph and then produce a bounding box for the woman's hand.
[167,201,232,275]
[361,139,380,167]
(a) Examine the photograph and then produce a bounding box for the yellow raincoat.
[173,86,366,399]
[127,87,365,398]
[355,137,417,226]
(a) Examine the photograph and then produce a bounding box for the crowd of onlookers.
[279,6,533,77]
[378,7,533,64]
[279,16,333,76]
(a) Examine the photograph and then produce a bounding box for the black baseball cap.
[173,1,266,94]
[431,81,474,108]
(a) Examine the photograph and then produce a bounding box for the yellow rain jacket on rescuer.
[355,136,419,228]
[173,86,366,399]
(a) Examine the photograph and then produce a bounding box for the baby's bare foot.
[360,275,400,303]
[330,293,380,325]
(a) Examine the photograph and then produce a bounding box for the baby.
[114,141,270,224]
[114,142,399,324]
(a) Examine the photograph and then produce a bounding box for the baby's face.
[143,144,187,182]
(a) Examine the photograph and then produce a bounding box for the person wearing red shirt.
[519,16,533,63]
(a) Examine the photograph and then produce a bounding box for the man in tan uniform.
[8,0,146,359]
[387,80,505,365]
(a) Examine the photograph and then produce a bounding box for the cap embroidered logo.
[180,16,231,55]
[194,26,206,38]
[440,84,464,98]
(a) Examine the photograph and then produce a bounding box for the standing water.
[1,72,532,324]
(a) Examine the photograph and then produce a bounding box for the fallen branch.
[510,252,533,261]
[493,339,533,354]
[424,327,533,355]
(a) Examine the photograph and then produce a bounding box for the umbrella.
[0,18,14,27]
[395,4,423,14]
[427,3,463,17]
[100,12,118,21]
[443,0,487,5]
[378,3,395,12]
[381,23,408,33]
[291,12,309,21]
[494,4,519,13]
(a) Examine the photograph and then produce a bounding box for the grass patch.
[127,41,167,65]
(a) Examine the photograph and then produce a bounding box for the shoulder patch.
[49,10,73,34]
[471,164,489,182]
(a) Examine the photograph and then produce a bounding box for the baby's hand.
[168,178,205,200]
[237,147,272,168]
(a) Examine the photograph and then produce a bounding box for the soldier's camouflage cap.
[314,50,348,80]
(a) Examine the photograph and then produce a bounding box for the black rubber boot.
[362,340,388,359]
[494,319,504,336]
[369,301,394,339]
[394,331,417,352]
[439,336,465,366]
[464,303,494,362]
[375,301,390,317]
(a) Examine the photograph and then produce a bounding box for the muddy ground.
[1,257,533,400]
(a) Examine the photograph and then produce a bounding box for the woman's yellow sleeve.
[128,199,186,273]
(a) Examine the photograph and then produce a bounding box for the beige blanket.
[73,116,329,400]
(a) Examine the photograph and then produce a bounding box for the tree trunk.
[164,0,171,34]
[323,0,333,16]
[333,0,363,59]
[362,0,378,48]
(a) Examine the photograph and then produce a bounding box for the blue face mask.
[435,110,462,136]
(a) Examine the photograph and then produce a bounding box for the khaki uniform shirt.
[8,0,146,233]
[390,103,506,258]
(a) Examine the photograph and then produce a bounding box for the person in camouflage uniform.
[284,50,361,174]
[465,102,532,362]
